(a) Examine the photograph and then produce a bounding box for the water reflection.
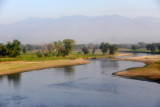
[7,73,21,87]
[101,60,119,76]
[101,60,119,68]
[0,73,21,88]
[54,66,75,81]
[63,66,75,81]
[63,66,75,76]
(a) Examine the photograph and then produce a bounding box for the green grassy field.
[0,52,109,62]
[119,48,160,53]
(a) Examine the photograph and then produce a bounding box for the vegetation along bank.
[0,39,121,75]
[113,55,160,81]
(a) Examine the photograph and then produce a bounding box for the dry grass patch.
[114,55,160,80]
[0,59,90,75]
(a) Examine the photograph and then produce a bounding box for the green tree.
[0,43,6,57]
[63,39,75,55]
[0,40,21,57]
[146,44,157,53]
[157,44,160,53]
[99,42,110,54]
[36,51,44,58]
[47,43,55,55]
[54,40,63,54]
[109,44,119,55]
[131,45,138,51]
[57,47,68,57]
[6,40,21,57]
[82,46,89,54]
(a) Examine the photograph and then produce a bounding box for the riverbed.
[0,59,160,107]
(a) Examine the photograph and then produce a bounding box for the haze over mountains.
[0,15,160,44]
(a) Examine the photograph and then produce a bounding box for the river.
[0,58,160,107]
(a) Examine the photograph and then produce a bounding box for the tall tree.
[146,44,157,53]
[157,44,160,53]
[82,46,89,54]
[54,40,63,54]
[99,42,110,54]
[109,44,119,55]
[5,39,21,57]
[131,45,138,51]
[47,43,55,54]
[0,43,6,57]
[63,39,75,55]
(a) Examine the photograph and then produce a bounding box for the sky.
[0,0,160,24]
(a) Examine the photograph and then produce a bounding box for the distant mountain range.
[0,15,160,44]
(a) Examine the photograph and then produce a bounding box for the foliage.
[35,39,75,58]
[99,42,118,55]
[63,39,75,55]
[54,40,63,53]
[131,45,138,51]
[36,51,44,58]
[0,43,6,57]
[82,46,89,54]
[146,44,157,53]
[109,44,119,55]
[0,39,21,57]
[47,43,55,54]
[99,42,110,54]
[57,47,68,57]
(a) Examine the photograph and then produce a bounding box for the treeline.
[99,42,119,55]
[21,43,100,51]
[0,40,21,57]
[119,42,146,49]
[36,39,75,57]
[81,42,119,55]
[127,43,160,53]
[21,44,41,53]
[0,39,119,58]
[146,43,160,53]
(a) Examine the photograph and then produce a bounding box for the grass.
[119,49,159,53]
[114,55,160,81]
[0,52,111,62]
[0,52,130,75]
[0,52,109,75]
[115,64,160,80]
[0,59,90,75]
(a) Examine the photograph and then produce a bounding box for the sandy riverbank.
[0,59,90,76]
[113,55,160,81]
[0,53,131,76]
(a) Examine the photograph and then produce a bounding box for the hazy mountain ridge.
[0,15,160,44]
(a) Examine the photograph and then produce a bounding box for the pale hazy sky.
[0,0,160,24]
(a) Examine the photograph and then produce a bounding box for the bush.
[82,46,89,54]
[36,51,44,58]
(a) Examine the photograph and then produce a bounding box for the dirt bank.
[113,55,160,81]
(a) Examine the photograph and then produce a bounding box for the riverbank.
[113,55,160,81]
[0,59,90,76]
[0,53,131,76]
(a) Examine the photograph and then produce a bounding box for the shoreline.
[0,59,90,76]
[0,53,131,76]
[113,55,160,81]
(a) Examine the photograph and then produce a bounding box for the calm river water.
[0,59,160,107]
